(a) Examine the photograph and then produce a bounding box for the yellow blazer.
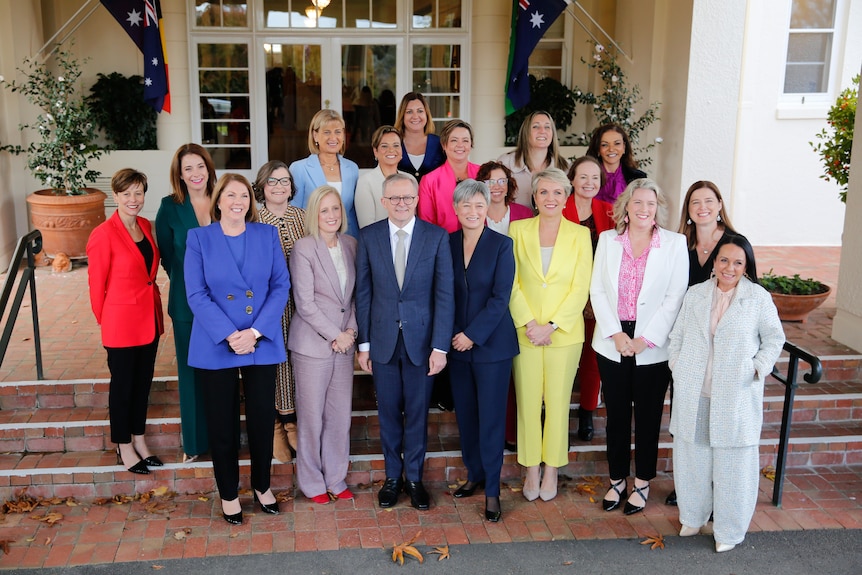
[509,217,593,348]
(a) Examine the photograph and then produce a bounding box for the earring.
[716,214,722,222]
[686,218,692,225]
[314,141,319,147]
[624,215,629,224]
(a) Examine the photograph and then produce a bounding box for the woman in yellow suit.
[509,167,592,502]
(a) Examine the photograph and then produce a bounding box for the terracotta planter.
[26,188,107,258]
[769,286,831,323]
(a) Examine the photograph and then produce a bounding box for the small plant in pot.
[760,269,831,323]
[0,46,111,259]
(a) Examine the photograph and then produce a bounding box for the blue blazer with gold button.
[184,222,290,369]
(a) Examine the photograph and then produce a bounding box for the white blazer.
[590,227,689,365]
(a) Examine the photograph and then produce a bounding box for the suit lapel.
[314,235,344,299]
[375,222,399,289]
[522,218,545,280]
[110,212,147,273]
[402,220,426,290]
[139,219,159,280]
[178,196,200,233]
[308,154,326,187]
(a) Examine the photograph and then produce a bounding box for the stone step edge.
[1,352,859,389]
[5,391,862,432]
[4,435,861,479]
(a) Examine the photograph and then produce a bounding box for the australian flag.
[505,0,570,115]
[100,0,171,113]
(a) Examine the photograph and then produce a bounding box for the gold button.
[227,294,235,300]
[245,305,253,314]
[246,290,253,298]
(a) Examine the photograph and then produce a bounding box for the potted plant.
[87,72,157,150]
[0,46,110,258]
[760,269,831,323]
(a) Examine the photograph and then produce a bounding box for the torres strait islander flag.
[505,0,571,115]
[100,0,171,113]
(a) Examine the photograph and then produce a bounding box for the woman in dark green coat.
[155,143,217,462]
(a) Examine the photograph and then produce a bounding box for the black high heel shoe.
[134,449,164,467]
[602,478,626,512]
[453,480,485,498]
[485,496,501,522]
[116,447,149,475]
[624,482,650,515]
[577,407,594,441]
[253,491,280,515]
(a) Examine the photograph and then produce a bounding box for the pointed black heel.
[253,491,280,515]
[485,496,501,522]
[116,447,150,475]
[602,478,626,512]
[624,482,650,515]
[453,480,485,498]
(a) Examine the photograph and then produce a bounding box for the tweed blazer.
[508,217,593,348]
[668,277,785,447]
[590,227,689,364]
[287,234,358,359]
[289,154,360,238]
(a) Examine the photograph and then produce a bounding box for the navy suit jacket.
[356,217,454,366]
[449,228,519,364]
[289,154,360,238]
[397,133,445,183]
[184,222,290,369]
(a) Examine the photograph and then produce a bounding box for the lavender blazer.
[287,234,358,359]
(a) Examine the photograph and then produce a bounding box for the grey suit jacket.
[355,217,455,366]
[287,234,358,359]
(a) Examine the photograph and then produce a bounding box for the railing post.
[773,355,799,506]
[26,238,44,380]
[0,231,44,381]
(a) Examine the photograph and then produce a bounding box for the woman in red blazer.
[87,169,164,475]
[562,156,615,442]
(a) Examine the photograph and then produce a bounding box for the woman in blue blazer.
[184,173,290,525]
[448,180,519,523]
[394,92,445,183]
[290,109,360,238]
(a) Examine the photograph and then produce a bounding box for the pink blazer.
[287,234,358,359]
[509,202,534,222]
[417,161,480,232]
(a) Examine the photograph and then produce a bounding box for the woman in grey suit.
[288,186,358,504]
[668,235,784,552]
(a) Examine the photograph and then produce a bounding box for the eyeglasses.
[266,177,291,187]
[383,195,416,205]
[484,178,508,187]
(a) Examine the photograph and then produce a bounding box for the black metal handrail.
[769,341,823,507]
[0,230,44,382]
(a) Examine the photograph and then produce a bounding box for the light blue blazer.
[184,222,290,369]
[290,154,360,238]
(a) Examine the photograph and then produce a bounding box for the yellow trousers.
[513,343,582,467]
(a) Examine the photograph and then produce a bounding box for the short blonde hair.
[612,178,667,233]
[307,109,346,155]
[531,167,572,198]
[304,185,347,238]
[210,173,259,223]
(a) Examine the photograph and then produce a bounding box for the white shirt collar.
[388,216,416,238]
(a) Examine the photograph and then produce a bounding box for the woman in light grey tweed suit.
[668,235,784,553]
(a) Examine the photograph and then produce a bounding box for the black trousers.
[197,364,277,501]
[597,321,670,481]
[105,337,159,444]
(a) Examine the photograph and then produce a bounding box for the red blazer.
[562,196,615,236]
[87,212,164,347]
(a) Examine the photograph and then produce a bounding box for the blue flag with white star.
[505,0,570,115]
[100,0,171,113]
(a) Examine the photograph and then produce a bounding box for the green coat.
[156,195,200,322]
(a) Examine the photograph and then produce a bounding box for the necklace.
[320,158,339,172]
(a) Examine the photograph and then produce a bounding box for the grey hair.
[531,167,572,197]
[452,179,490,207]
[612,177,668,233]
[382,172,418,195]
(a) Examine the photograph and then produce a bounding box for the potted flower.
[0,46,110,258]
[760,269,831,323]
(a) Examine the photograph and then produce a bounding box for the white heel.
[679,525,700,537]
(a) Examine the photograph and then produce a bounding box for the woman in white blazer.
[590,178,688,516]
[668,235,784,552]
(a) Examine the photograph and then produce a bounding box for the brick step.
[3,417,860,501]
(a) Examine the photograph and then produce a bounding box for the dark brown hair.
[169,143,216,203]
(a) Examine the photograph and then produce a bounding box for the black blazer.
[397,133,445,183]
[449,228,519,364]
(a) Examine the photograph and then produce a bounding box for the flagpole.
[567,1,631,62]
[35,0,101,61]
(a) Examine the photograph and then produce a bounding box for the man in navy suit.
[356,173,454,510]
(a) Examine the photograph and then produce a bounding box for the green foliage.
[87,72,157,150]
[0,47,108,195]
[760,269,829,296]
[567,43,661,167]
[810,75,858,203]
[504,76,578,146]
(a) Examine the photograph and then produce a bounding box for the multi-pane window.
[783,0,837,94]
[198,43,252,169]
[259,0,398,28]
[195,0,249,27]
[412,0,462,29]
[412,44,462,122]
[528,16,565,83]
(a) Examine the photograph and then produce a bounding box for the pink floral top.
[615,228,661,321]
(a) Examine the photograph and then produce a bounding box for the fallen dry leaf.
[151,486,169,497]
[152,565,165,570]
[275,492,294,503]
[0,540,12,555]
[111,494,137,505]
[25,537,36,543]
[44,537,51,546]
[197,496,210,502]
[229,533,239,539]
[563,561,573,565]
[30,512,63,526]
[172,528,192,541]
[356,479,384,490]
[391,532,423,565]
[429,545,450,561]
[64,498,79,507]
[761,465,776,482]
[640,534,665,550]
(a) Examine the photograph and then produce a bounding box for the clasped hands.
[227,328,258,355]
[525,320,553,346]
[331,330,357,354]
[612,332,648,357]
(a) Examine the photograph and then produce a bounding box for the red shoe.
[333,488,354,500]
[311,493,331,505]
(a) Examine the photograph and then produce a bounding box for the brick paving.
[0,246,860,569]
